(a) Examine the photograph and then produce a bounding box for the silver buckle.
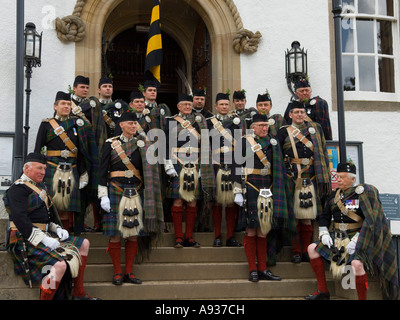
[301,158,310,166]
[251,144,262,153]
[181,120,191,129]
[60,150,70,158]
[54,126,65,136]
[124,170,134,178]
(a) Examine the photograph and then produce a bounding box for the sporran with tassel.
[257,189,273,236]
[293,178,317,219]
[179,163,198,202]
[52,162,75,211]
[216,167,235,206]
[118,188,143,239]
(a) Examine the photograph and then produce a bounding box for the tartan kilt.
[313,230,358,264]
[165,163,203,200]
[7,230,84,286]
[43,156,81,212]
[103,181,143,237]
[238,174,272,230]
[286,166,323,217]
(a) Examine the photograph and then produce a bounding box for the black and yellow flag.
[144,0,162,85]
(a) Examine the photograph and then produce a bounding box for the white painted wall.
[0,0,76,152]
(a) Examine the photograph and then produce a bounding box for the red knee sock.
[212,206,223,238]
[225,206,238,240]
[40,279,61,300]
[107,241,122,276]
[355,273,368,300]
[310,257,329,293]
[244,235,257,272]
[300,223,313,254]
[124,240,138,275]
[171,206,184,240]
[185,206,198,239]
[73,255,88,298]
[256,237,267,271]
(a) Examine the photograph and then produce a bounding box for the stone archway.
[73,0,247,100]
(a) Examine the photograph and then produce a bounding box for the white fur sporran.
[57,241,82,278]
[293,178,317,220]
[118,189,143,239]
[216,168,235,206]
[179,163,198,202]
[52,163,75,211]
[257,189,273,236]
[330,237,350,279]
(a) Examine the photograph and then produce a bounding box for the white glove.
[56,227,69,241]
[79,172,89,189]
[319,227,333,248]
[346,232,359,255]
[234,193,244,207]
[166,168,178,177]
[42,236,60,250]
[101,196,111,213]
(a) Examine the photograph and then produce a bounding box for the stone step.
[83,278,337,300]
[84,262,316,282]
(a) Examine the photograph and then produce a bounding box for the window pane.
[342,25,355,52]
[378,0,394,16]
[358,0,375,14]
[359,56,376,91]
[377,20,393,55]
[379,57,395,92]
[357,19,375,53]
[343,56,356,91]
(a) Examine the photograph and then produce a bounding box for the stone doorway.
[75,0,243,109]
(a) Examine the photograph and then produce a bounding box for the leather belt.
[10,222,47,232]
[244,167,271,176]
[110,170,142,180]
[46,150,78,158]
[334,221,363,232]
[291,158,314,166]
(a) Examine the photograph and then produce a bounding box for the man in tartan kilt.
[164,94,215,248]
[70,76,107,233]
[277,100,331,264]
[284,79,332,141]
[233,114,292,282]
[4,152,99,300]
[207,93,245,247]
[98,111,163,285]
[34,91,99,235]
[306,162,399,300]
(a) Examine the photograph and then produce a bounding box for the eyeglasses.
[291,110,306,115]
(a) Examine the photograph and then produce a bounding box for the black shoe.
[305,290,330,300]
[72,294,101,300]
[174,238,184,248]
[183,238,200,248]
[112,273,123,285]
[248,270,259,282]
[123,273,142,284]
[258,270,281,281]
[213,238,222,247]
[226,237,242,247]
[291,253,302,264]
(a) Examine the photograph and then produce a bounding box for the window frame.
[341,0,399,102]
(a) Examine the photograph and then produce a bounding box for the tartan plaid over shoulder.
[356,184,399,300]
[138,136,164,235]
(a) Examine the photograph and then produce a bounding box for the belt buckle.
[338,223,348,232]
[54,126,65,136]
[301,158,310,165]
[60,150,70,158]
[182,120,191,129]
[251,144,262,153]
[125,170,134,178]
